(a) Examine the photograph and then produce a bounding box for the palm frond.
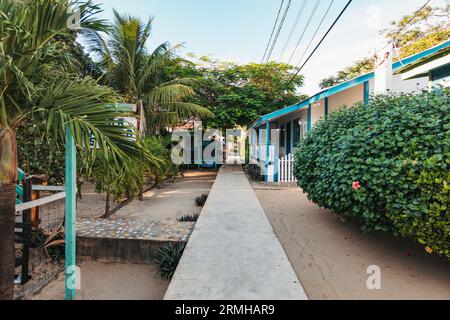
[33,77,139,164]
[145,84,195,105]
[146,111,180,129]
[158,102,213,119]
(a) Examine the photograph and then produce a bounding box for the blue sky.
[93,0,448,95]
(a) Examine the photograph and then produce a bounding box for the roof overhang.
[400,55,450,80]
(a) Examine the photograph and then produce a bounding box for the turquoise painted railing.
[16,168,25,204]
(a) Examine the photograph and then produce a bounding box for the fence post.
[65,125,77,300]
[21,177,32,285]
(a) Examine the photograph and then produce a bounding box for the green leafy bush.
[294,89,449,259]
[155,242,186,280]
[17,119,66,185]
[143,136,179,185]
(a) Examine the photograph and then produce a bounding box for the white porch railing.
[278,154,297,183]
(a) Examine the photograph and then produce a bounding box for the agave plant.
[177,213,200,222]
[88,10,213,133]
[155,242,186,281]
[195,194,208,207]
[0,0,140,299]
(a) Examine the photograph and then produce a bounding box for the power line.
[279,0,308,61]
[393,0,431,39]
[374,0,431,56]
[287,0,322,65]
[286,0,353,88]
[294,0,335,69]
[265,0,292,63]
[261,0,286,64]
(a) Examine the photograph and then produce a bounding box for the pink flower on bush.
[352,181,361,190]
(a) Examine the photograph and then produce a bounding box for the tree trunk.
[0,128,18,300]
[138,99,146,202]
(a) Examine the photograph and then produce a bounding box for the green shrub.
[246,164,262,181]
[294,89,449,259]
[16,119,66,185]
[155,242,186,280]
[144,136,180,184]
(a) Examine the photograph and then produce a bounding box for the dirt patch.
[29,259,169,300]
[256,188,450,300]
[113,170,216,221]
[14,247,64,300]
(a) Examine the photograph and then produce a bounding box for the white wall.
[390,74,428,93]
[328,84,364,113]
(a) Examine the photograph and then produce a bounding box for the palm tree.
[89,11,213,200]
[90,10,213,134]
[0,0,140,299]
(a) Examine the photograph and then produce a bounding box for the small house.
[249,40,450,183]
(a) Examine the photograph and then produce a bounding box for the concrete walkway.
[164,166,308,300]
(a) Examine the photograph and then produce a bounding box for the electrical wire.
[287,0,322,65]
[286,0,353,88]
[279,0,308,61]
[294,0,335,69]
[261,0,286,64]
[374,0,431,57]
[265,0,292,63]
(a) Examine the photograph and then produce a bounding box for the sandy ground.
[113,170,216,221]
[30,259,169,300]
[29,171,216,300]
[256,188,450,300]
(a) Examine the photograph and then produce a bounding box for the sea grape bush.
[294,89,449,259]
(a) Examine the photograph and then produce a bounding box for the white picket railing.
[278,154,297,183]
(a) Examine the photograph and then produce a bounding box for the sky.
[92,0,448,95]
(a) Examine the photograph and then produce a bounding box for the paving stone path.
[77,218,194,242]
[165,165,308,300]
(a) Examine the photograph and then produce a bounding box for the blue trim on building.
[265,122,270,182]
[257,127,262,161]
[363,81,370,105]
[307,105,312,133]
[251,40,450,129]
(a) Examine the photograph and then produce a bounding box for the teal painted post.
[65,125,77,300]
[307,105,312,133]
[257,127,261,161]
[363,81,370,105]
[324,97,329,116]
[265,122,270,182]
[274,128,279,182]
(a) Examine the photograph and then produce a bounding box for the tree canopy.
[171,56,306,130]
